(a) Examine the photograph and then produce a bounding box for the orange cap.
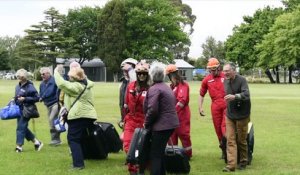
[165,64,178,75]
[207,58,220,69]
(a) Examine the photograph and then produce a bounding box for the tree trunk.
[113,73,118,82]
[283,67,287,83]
[288,66,293,84]
[265,69,275,83]
[275,66,280,83]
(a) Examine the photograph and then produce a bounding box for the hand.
[39,98,43,102]
[55,64,64,75]
[17,96,25,102]
[177,102,184,108]
[199,108,205,117]
[224,94,235,102]
[118,120,124,129]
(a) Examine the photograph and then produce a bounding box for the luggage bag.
[95,122,122,153]
[81,124,108,159]
[164,145,191,174]
[126,128,151,165]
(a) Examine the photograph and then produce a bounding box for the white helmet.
[121,58,138,68]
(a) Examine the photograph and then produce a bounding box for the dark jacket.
[144,82,179,131]
[39,76,58,107]
[15,81,39,110]
[224,74,251,120]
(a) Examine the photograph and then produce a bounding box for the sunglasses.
[137,72,148,76]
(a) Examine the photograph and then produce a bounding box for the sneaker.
[15,147,23,153]
[238,164,247,170]
[222,166,235,172]
[49,140,62,146]
[34,141,44,151]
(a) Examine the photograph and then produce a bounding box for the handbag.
[55,85,87,132]
[0,100,22,120]
[23,103,40,118]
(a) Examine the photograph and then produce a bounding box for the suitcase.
[81,124,108,159]
[95,122,122,153]
[126,128,151,166]
[164,145,191,174]
[223,122,254,165]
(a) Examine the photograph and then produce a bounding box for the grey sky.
[0,0,283,58]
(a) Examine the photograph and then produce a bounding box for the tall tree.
[98,0,126,80]
[21,7,66,66]
[200,36,225,62]
[257,5,300,83]
[0,36,21,70]
[124,0,190,63]
[169,0,196,60]
[63,6,101,65]
[225,6,283,76]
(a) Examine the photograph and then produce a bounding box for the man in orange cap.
[198,57,227,159]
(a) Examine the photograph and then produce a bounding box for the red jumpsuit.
[170,81,192,157]
[200,72,226,145]
[123,81,147,173]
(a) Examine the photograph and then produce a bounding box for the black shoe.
[34,141,43,151]
[238,164,247,170]
[222,167,235,172]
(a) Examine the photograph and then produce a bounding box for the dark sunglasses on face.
[137,72,148,76]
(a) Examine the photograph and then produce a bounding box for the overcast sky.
[0,0,283,58]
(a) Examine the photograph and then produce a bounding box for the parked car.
[3,73,16,80]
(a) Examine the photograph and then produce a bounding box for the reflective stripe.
[184,146,192,151]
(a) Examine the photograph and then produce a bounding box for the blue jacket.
[39,76,58,107]
[15,81,39,110]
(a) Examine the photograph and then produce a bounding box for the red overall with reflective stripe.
[200,72,226,143]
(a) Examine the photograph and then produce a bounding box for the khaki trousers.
[226,116,250,169]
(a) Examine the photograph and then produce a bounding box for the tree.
[225,6,283,78]
[124,0,190,63]
[98,0,126,81]
[169,0,196,60]
[63,6,101,65]
[257,5,300,83]
[21,7,66,67]
[0,36,21,70]
[201,36,225,60]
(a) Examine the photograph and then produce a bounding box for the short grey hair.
[149,62,166,82]
[16,68,28,79]
[225,62,236,71]
[40,67,52,75]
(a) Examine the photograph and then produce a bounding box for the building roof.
[174,59,194,69]
[56,58,105,67]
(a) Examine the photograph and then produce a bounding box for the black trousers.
[67,118,95,167]
[150,129,174,175]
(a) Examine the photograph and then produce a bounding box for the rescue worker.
[119,58,138,129]
[123,60,150,175]
[198,57,227,159]
[165,64,192,159]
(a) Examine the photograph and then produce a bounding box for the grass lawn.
[0,80,299,175]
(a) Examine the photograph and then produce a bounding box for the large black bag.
[164,145,191,174]
[81,124,108,160]
[22,104,39,118]
[126,128,151,166]
[94,122,122,153]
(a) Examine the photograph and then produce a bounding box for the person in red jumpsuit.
[165,64,192,159]
[123,60,150,175]
[198,58,227,159]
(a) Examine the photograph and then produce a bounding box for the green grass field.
[0,80,299,175]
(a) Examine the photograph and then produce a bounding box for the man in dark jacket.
[39,67,61,146]
[222,63,251,172]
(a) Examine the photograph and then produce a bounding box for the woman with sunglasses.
[165,64,192,159]
[198,57,227,159]
[123,60,150,175]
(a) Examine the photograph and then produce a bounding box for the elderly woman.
[54,65,97,170]
[143,62,179,175]
[14,68,43,153]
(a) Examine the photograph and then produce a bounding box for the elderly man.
[39,67,61,146]
[222,63,251,172]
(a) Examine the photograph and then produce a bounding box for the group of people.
[11,56,251,174]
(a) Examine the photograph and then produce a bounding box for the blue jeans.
[16,116,35,145]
